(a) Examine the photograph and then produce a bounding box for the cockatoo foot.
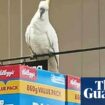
[30,53,38,60]
[48,52,54,57]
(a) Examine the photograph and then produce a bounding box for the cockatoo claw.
[30,54,38,60]
[49,52,54,57]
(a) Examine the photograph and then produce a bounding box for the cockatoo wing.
[25,25,35,54]
[46,24,59,67]
[25,25,31,49]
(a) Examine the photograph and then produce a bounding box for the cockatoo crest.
[39,0,49,9]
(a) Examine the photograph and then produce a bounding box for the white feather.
[25,1,59,72]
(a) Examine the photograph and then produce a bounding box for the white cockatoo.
[25,0,59,72]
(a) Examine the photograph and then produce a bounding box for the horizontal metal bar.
[0,56,30,62]
[0,46,105,63]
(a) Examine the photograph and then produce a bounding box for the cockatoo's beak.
[40,8,45,18]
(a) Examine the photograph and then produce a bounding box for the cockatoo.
[25,0,59,72]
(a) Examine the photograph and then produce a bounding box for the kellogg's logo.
[68,76,80,91]
[22,69,35,79]
[70,79,80,90]
[0,65,36,81]
[21,67,36,81]
[0,67,18,80]
[0,70,14,77]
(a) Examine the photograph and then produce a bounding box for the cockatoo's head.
[38,0,49,19]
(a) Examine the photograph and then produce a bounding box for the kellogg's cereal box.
[0,65,66,105]
[66,75,80,105]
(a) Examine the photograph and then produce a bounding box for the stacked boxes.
[0,65,66,105]
[66,75,80,105]
[0,64,81,105]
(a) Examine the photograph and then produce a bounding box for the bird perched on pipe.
[25,0,59,72]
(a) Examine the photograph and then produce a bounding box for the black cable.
[0,46,105,64]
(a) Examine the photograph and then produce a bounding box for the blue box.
[0,65,66,105]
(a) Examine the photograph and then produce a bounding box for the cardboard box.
[0,65,66,105]
[66,75,80,105]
